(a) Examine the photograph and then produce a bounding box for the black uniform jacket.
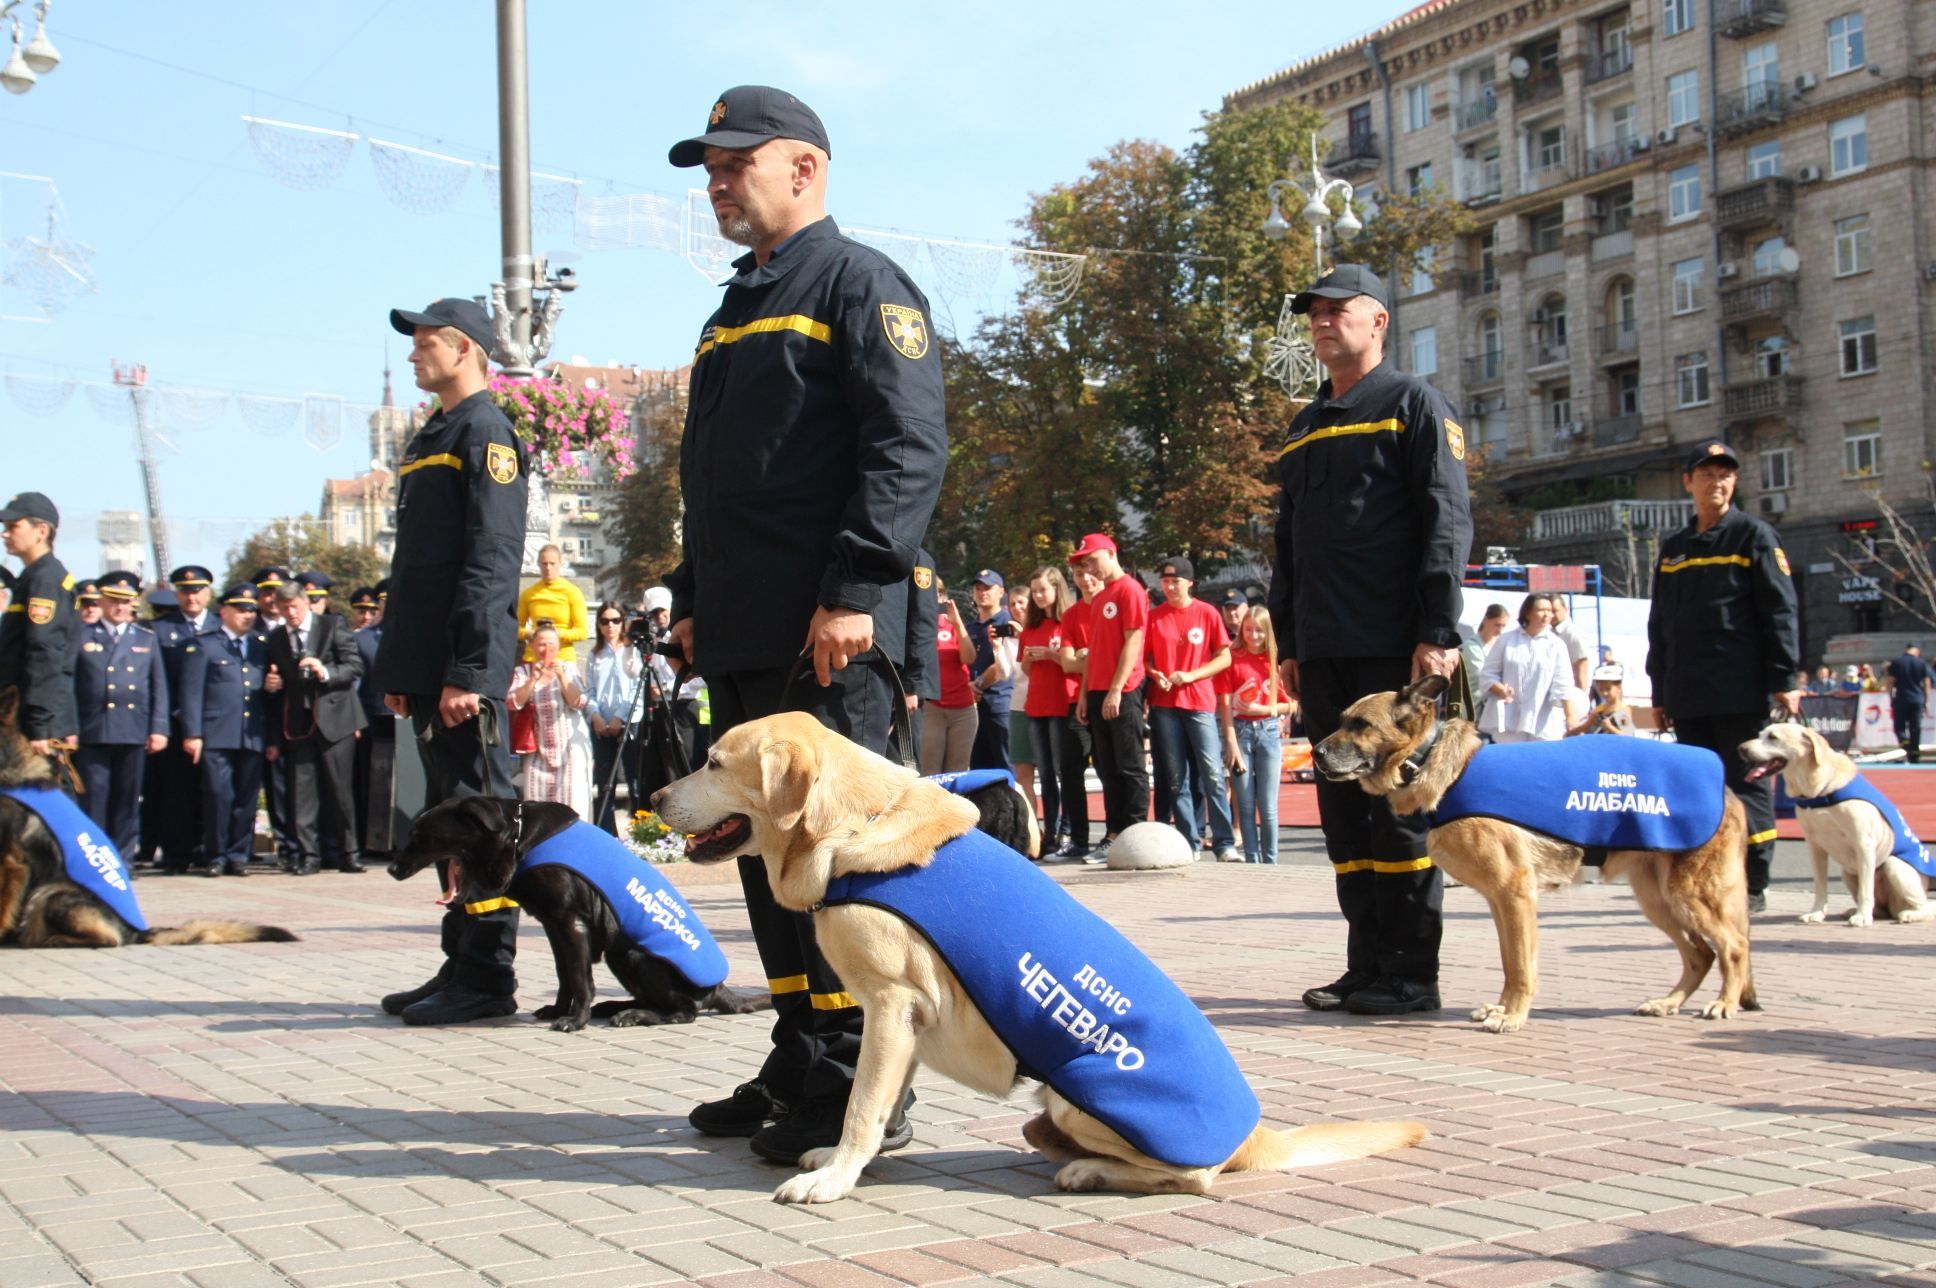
[74,620,169,745]
[1267,358,1473,662]
[0,552,79,740]
[1646,505,1799,720]
[180,627,273,753]
[374,391,529,700]
[665,217,948,676]
[269,613,367,744]
[901,552,940,702]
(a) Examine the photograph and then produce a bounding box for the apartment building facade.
[1229,0,1936,654]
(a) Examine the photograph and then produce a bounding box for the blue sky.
[2,1,1414,577]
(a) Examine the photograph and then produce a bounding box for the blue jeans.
[1150,707,1234,851]
[1230,718,1282,863]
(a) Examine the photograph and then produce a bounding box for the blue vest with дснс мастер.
[516,821,729,989]
[1431,738,1726,852]
[820,825,1259,1169]
[1793,772,1936,877]
[0,785,147,932]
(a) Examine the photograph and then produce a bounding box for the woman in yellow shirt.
[517,543,590,661]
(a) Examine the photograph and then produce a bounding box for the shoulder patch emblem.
[1775,547,1791,577]
[26,597,54,625]
[487,441,519,485]
[913,566,933,590]
[1444,419,1466,463]
[880,304,929,360]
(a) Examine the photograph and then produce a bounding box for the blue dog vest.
[1432,739,1726,852]
[518,822,729,989]
[0,785,147,932]
[822,826,1259,1169]
[1793,773,1936,877]
[928,769,1017,795]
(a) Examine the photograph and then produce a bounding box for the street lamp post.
[0,0,59,96]
[1260,135,1363,397]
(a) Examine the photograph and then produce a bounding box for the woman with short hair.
[1478,593,1582,743]
[509,623,593,817]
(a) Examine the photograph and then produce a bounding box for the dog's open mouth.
[435,858,463,906]
[685,815,751,863]
[1741,757,1786,783]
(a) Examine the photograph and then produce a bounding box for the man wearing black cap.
[1647,439,1800,912]
[375,293,529,1025]
[1886,643,1932,763]
[142,565,216,873]
[1269,264,1473,1018]
[180,585,273,877]
[73,570,169,858]
[662,86,948,1160]
[965,569,1016,771]
[0,491,80,756]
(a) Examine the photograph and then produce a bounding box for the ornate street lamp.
[1,1,60,96]
[1261,136,1363,397]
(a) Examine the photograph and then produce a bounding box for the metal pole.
[495,0,534,376]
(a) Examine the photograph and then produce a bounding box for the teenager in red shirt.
[918,579,978,773]
[1145,556,1235,861]
[1018,566,1083,856]
[1067,533,1148,856]
[1056,566,1103,856]
[1219,605,1293,863]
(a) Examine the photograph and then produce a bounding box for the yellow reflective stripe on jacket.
[463,896,519,914]
[696,314,833,358]
[399,452,464,477]
[1657,554,1752,574]
[1747,828,1779,846]
[1331,856,1436,875]
[1280,418,1405,457]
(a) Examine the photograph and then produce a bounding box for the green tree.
[604,393,684,599]
[222,518,385,612]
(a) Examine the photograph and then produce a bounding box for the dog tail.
[141,921,299,946]
[1225,1119,1428,1173]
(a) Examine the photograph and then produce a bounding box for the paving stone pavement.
[2,857,1933,1287]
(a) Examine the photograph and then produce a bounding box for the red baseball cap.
[1068,532,1117,563]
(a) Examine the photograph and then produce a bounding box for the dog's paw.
[1698,999,1736,1020]
[773,1167,856,1205]
[547,1013,588,1033]
[1797,910,1827,924]
[1633,998,1681,1017]
[798,1147,838,1171]
[1480,1008,1525,1034]
[1055,1158,1116,1192]
[532,1004,562,1021]
[1847,911,1874,928]
[1469,1004,1501,1024]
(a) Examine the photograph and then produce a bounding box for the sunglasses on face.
[599,617,623,625]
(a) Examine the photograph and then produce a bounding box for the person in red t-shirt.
[919,579,979,773]
[1066,532,1149,855]
[1018,566,1084,856]
[1056,566,1103,856]
[1218,605,1293,864]
[1145,556,1236,861]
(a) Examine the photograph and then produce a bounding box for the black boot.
[748,1090,913,1163]
[1301,970,1377,1011]
[689,1080,790,1137]
[400,985,518,1027]
[380,965,451,1016]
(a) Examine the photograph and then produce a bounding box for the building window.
[1668,164,1701,221]
[1529,206,1565,253]
[1347,102,1374,145]
[1830,114,1868,176]
[1407,161,1435,194]
[1743,41,1780,97]
[1834,213,1872,276]
[1844,420,1882,477]
[1610,101,1638,145]
[1755,335,1793,378]
[1745,139,1782,179]
[1828,13,1865,76]
[1672,257,1704,313]
[1839,315,1878,376]
[1761,447,1793,491]
[1535,123,1566,172]
[1547,387,1577,444]
[1595,184,1634,234]
[1676,352,1711,407]
[1666,72,1701,129]
[1411,326,1438,375]
[1612,366,1641,416]
[1405,83,1431,132]
[1663,0,1694,37]
[1410,245,1436,296]
[1751,236,1790,277]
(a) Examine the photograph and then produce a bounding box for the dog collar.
[1399,720,1443,785]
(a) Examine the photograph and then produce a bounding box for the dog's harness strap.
[1793,773,1936,876]
[776,646,916,769]
[0,784,148,932]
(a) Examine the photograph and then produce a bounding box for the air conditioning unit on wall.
[1759,493,1789,517]
[1716,261,1741,280]
[1796,165,1823,183]
[1657,127,1678,146]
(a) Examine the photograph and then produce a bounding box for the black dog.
[389,796,769,1032]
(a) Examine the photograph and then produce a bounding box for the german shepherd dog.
[0,689,296,949]
[388,796,771,1032]
[1314,675,1756,1033]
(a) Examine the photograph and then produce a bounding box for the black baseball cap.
[1221,588,1248,608]
[1159,557,1196,582]
[669,85,831,167]
[1290,263,1389,314]
[1682,439,1741,472]
[0,491,58,527]
[390,298,494,353]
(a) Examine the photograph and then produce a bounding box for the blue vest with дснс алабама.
[1431,737,1726,852]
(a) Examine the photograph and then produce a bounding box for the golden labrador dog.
[654,712,1425,1202]
[1314,676,1756,1033]
[1739,723,1934,926]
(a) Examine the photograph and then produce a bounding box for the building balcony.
[1522,151,1575,195]
[1715,175,1794,229]
[1716,83,1788,138]
[1464,350,1506,386]
[1592,413,1643,446]
[1584,46,1633,84]
[1596,322,1638,359]
[1327,133,1382,177]
[1528,337,1570,370]
[1531,498,1693,543]
[1460,269,1500,298]
[1456,96,1499,133]
[1513,71,1564,107]
[1458,158,1503,204]
[1722,374,1805,424]
[1720,276,1800,324]
[1716,0,1786,37]
[1583,138,1644,175]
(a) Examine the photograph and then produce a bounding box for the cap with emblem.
[374,577,389,601]
[75,579,101,603]
[1682,438,1741,473]
[669,85,831,167]
[1221,588,1248,608]
[350,586,380,610]
[168,565,213,589]
[1158,557,1195,583]
[972,568,1004,590]
[1289,263,1389,314]
[219,583,259,608]
[1068,532,1117,563]
[389,298,494,353]
[97,570,142,600]
[0,491,59,528]
[296,570,333,600]
[250,565,290,589]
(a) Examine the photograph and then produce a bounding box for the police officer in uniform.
[75,579,102,626]
[374,295,528,1027]
[1268,265,1473,1018]
[663,86,948,1161]
[143,565,216,872]
[73,570,168,858]
[349,586,396,859]
[180,584,273,877]
[0,492,81,757]
[1646,439,1801,914]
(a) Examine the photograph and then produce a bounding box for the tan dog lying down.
[1739,723,1935,926]
[653,713,1425,1202]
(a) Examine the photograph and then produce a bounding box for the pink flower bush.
[486,374,636,482]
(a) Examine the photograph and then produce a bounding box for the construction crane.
[111,361,170,578]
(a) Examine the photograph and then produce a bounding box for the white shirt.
[1479,626,1581,739]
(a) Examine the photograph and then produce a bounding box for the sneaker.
[1301,970,1376,1012]
[1343,978,1442,1016]
[689,1080,790,1138]
[1748,891,1768,915]
[1215,847,1244,863]
[399,986,518,1026]
[1083,840,1112,866]
[380,966,451,1016]
[748,1091,912,1164]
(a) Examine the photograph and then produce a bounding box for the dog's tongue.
[434,859,462,907]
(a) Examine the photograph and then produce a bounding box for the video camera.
[628,611,688,662]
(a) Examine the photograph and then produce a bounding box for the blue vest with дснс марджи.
[0,784,148,932]
[1431,738,1726,852]
[1793,771,1936,877]
[820,825,1259,1169]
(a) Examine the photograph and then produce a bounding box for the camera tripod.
[593,630,694,829]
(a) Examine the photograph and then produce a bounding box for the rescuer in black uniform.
[0,491,80,756]
[902,551,940,755]
[1646,439,1801,914]
[1267,264,1473,1018]
[662,85,948,1162]
[373,295,529,1027]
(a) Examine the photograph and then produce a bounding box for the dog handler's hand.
[1773,688,1803,717]
[806,606,874,686]
[668,617,694,666]
[438,685,481,729]
[1279,658,1299,701]
[1412,642,1459,681]
[384,693,412,718]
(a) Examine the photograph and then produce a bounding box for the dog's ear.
[760,737,817,835]
[1397,674,1449,723]
[457,795,506,835]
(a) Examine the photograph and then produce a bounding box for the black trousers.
[354,716,397,855]
[262,750,298,864]
[1085,687,1149,837]
[970,699,1012,771]
[704,662,895,1103]
[140,742,202,867]
[285,729,361,866]
[77,743,144,859]
[409,696,519,996]
[1028,713,1088,845]
[1894,700,1925,763]
[1673,711,1778,895]
[199,747,264,870]
[1299,656,1443,985]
